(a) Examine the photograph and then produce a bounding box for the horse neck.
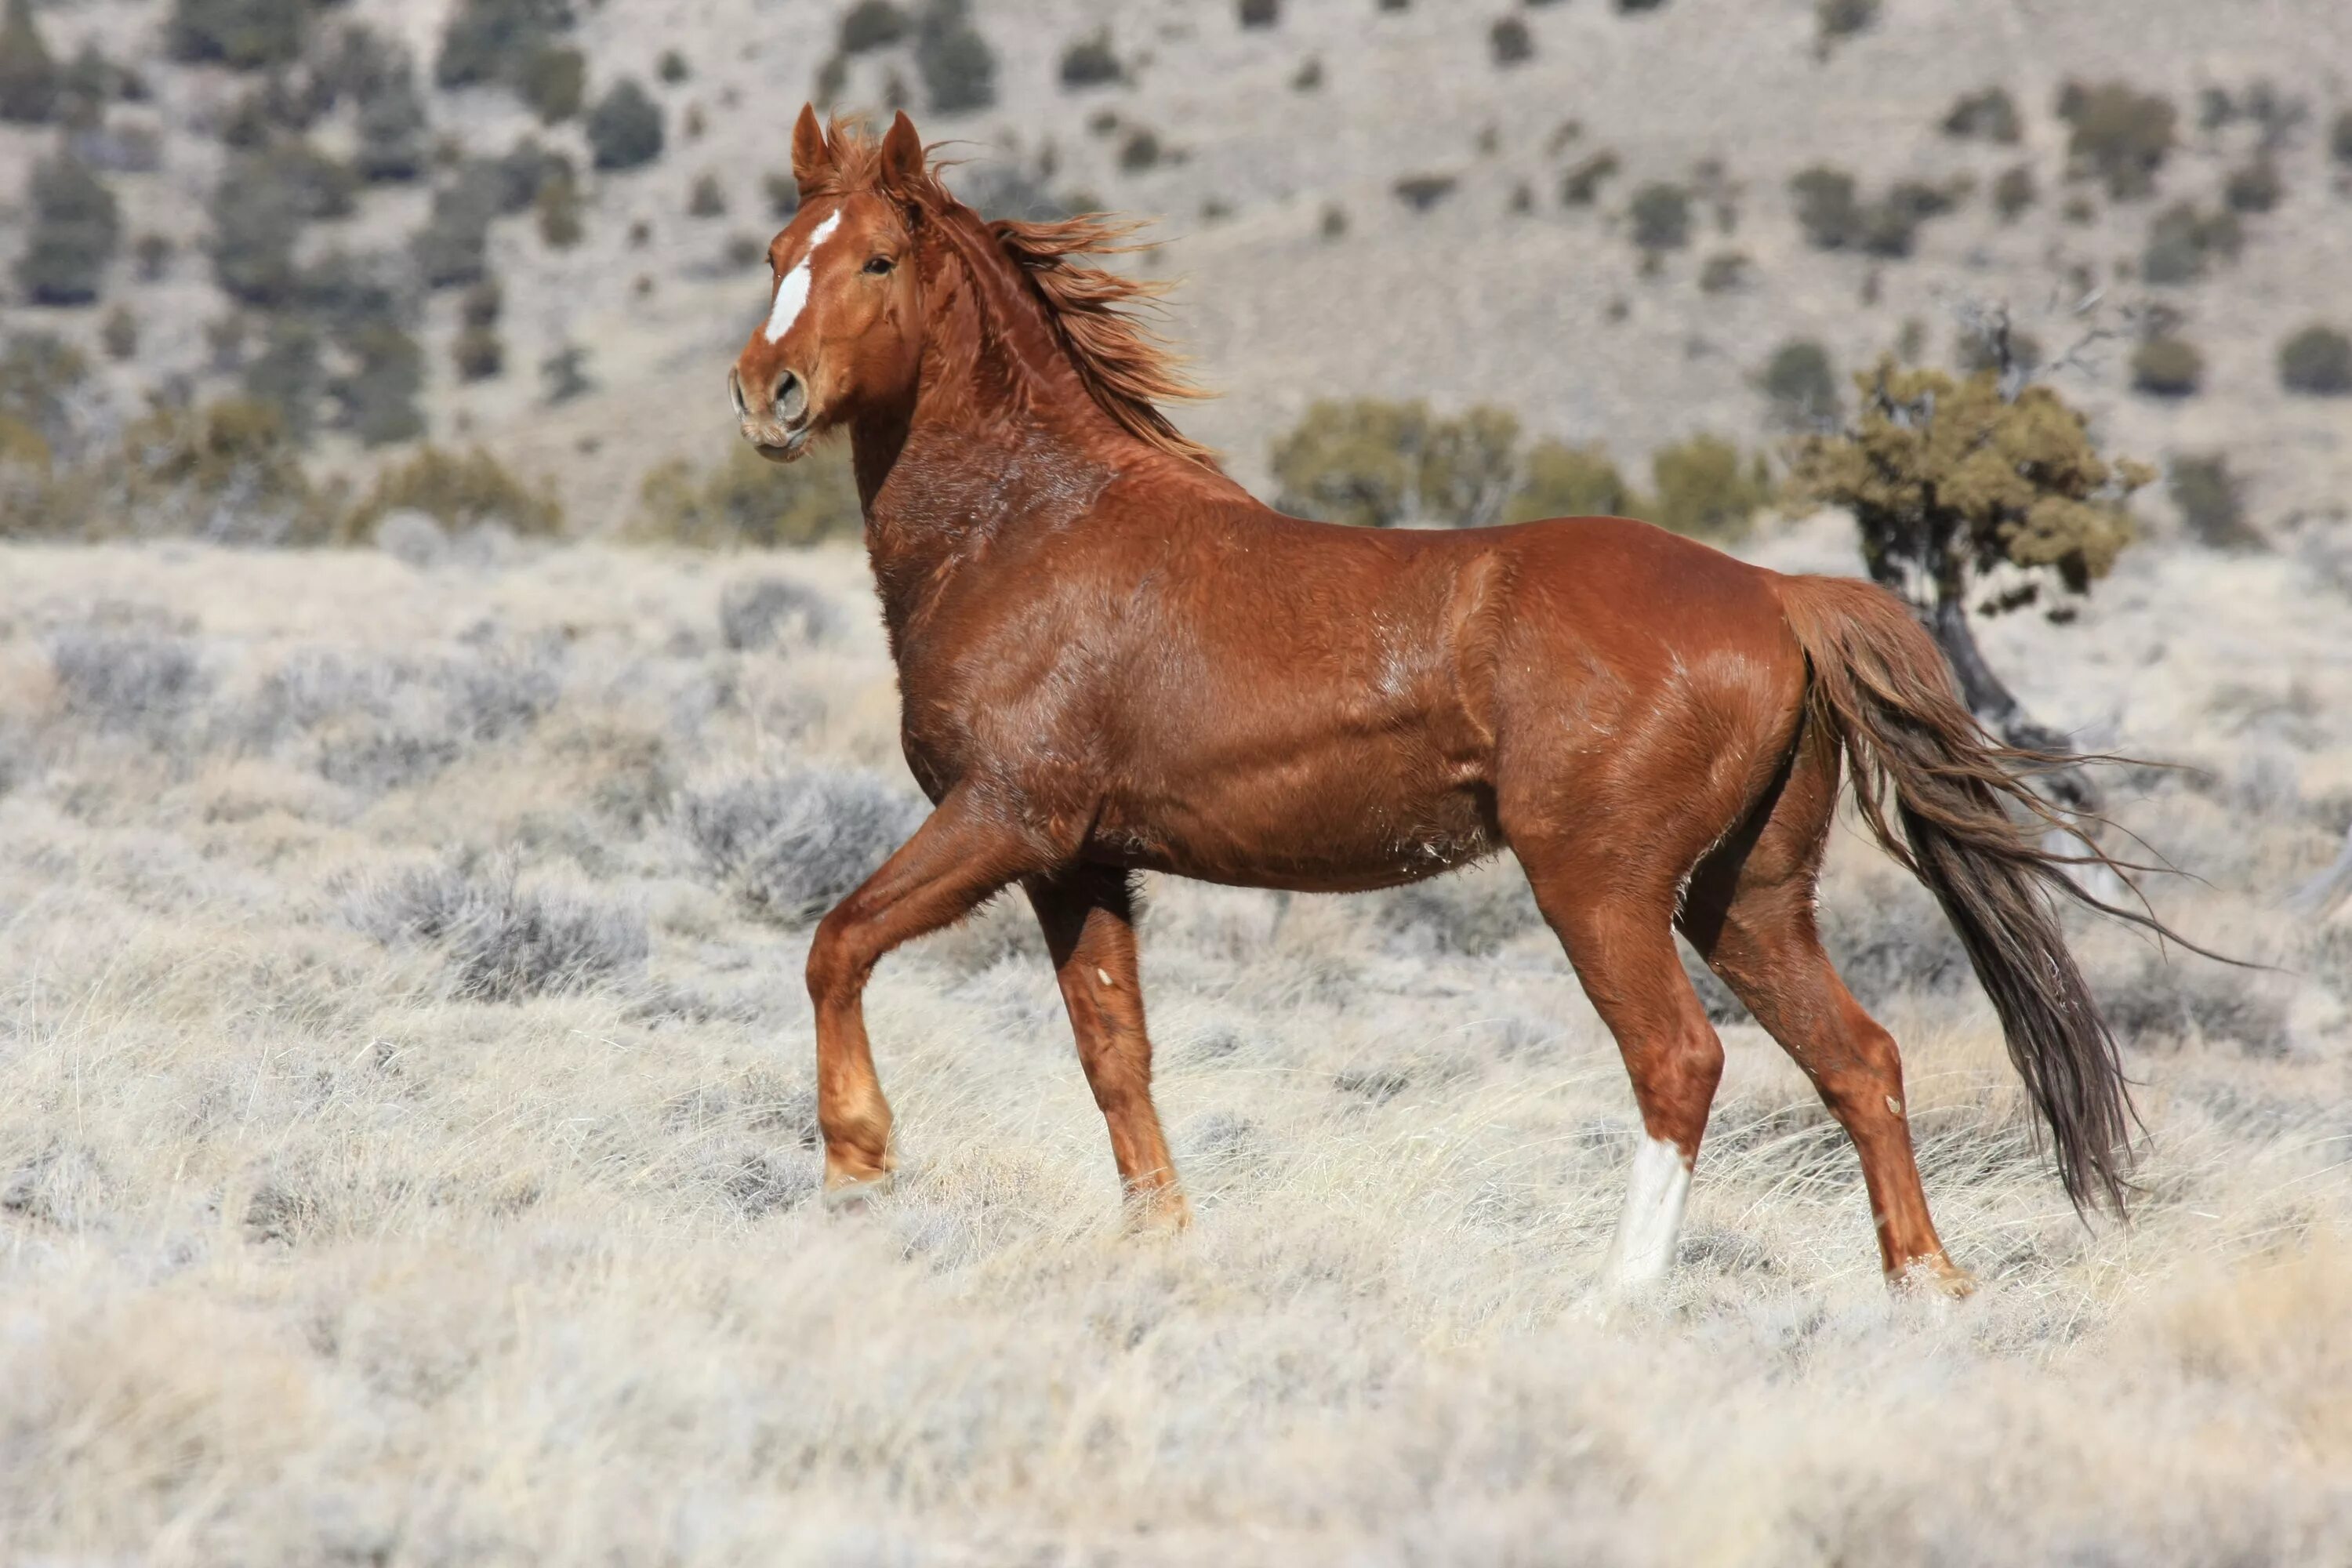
[848,218,1145,638]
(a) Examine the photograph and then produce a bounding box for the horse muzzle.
[728,365,813,459]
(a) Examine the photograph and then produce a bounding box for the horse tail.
[1774,573,2144,1214]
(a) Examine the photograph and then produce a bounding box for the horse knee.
[804,908,872,1010]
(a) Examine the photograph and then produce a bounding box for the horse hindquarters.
[1675,707,1968,1289]
[1490,645,1794,1292]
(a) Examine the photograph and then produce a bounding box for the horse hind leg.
[1515,840,1726,1294]
[1677,733,1972,1293]
[1025,865,1189,1229]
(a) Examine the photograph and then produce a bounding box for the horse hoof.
[1120,1187,1193,1235]
[822,1173,895,1214]
[1892,1254,1978,1299]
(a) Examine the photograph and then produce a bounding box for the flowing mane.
[810,118,1216,464]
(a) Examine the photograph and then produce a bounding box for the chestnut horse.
[729,108,2152,1294]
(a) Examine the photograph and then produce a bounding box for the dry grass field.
[3,521,2348,1564]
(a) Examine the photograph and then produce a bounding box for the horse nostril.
[728,366,747,419]
[771,370,808,426]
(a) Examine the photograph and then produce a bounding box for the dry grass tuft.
[0,535,2347,1563]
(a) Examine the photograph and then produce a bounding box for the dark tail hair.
[1777,575,2169,1214]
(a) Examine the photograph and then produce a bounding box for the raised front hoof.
[1889,1253,1978,1299]
[821,1171,896,1215]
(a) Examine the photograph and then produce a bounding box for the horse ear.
[791,104,833,196]
[879,111,925,194]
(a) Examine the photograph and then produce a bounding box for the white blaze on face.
[1602,1134,1693,1290]
[763,209,843,344]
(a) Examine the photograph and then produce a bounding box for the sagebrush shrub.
[100,307,136,360]
[720,577,842,651]
[1790,165,1858,249]
[251,642,563,790]
[1392,174,1457,212]
[209,151,310,305]
[499,46,572,123]
[0,0,58,123]
[1370,865,1542,958]
[2057,79,2176,199]
[1942,86,2021,143]
[1271,400,1517,529]
[336,324,426,446]
[2097,952,2291,1056]
[1815,0,1877,42]
[535,164,584,247]
[2132,336,2204,397]
[588,78,664,170]
[1993,164,2035,221]
[1760,340,1839,429]
[452,327,504,382]
[436,0,570,90]
[1698,252,1749,293]
[1820,884,1971,1006]
[2141,202,2241,286]
[2278,325,2352,395]
[353,445,564,539]
[344,859,647,1002]
[46,630,209,733]
[168,0,310,71]
[1646,435,1773,539]
[679,767,927,925]
[15,154,118,306]
[1559,150,1618,205]
[838,0,908,53]
[1955,325,2042,378]
[1502,441,1635,523]
[1490,16,1532,67]
[1118,128,1161,173]
[2224,155,2281,214]
[242,315,325,437]
[354,55,429,180]
[1058,31,1120,89]
[2168,454,2260,550]
[915,0,994,114]
[632,444,860,547]
[539,343,592,403]
[1628,182,1690,253]
[6,395,346,544]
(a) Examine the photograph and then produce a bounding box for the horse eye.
[864,256,895,275]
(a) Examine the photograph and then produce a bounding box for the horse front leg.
[1025,864,1189,1229]
[804,784,1044,1205]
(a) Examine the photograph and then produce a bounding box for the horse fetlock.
[820,1099,894,1178]
[1123,1183,1193,1234]
[821,1169,897,1214]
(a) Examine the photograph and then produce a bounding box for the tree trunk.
[1923,561,2104,817]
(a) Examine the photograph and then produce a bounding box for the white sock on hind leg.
[1602,1134,1692,1290]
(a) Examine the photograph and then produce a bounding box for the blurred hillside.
[3,0,2350,539]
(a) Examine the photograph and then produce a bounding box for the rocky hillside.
[4,0,2350,535]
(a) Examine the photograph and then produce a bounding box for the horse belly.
[1091,731,1501,893]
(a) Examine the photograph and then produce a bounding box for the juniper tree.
[16,154,120,305]
[1270,400,1519,530]
[354,49,429,181]
[1790,328,2150,801]
[0,0,59,123]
